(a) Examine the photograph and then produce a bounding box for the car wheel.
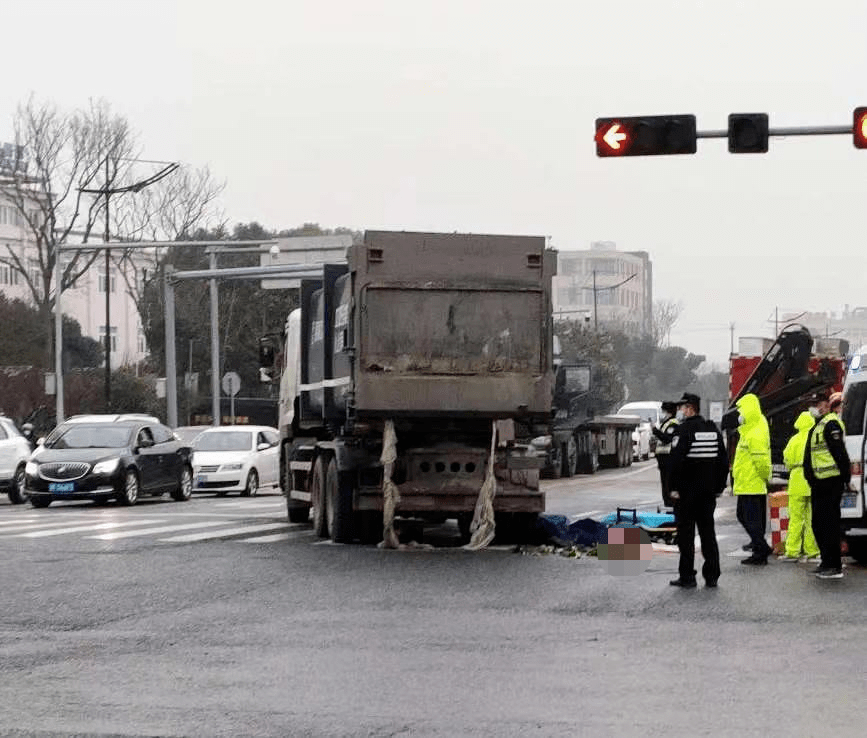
[117,469,139,506]
[171,465,193,502]
[241,469,259,498]
[311,456,328,538]
[7,464,29,504]
[30,496,52,508]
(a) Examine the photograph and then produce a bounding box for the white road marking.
[158,522,295,542]
[0,518,122,535]
[88,520,232,540]
[15,519,166,538]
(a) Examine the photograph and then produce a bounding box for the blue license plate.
[197,475,207,486]
[48,482,75,493]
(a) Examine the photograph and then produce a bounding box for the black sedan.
[25,418,193,507]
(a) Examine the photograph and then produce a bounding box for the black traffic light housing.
[854,107,867,149]
[595,115,697,157]
[728,113,769,153]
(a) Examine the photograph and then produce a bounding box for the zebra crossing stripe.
[158,522,295,543]
[88,520,232,540]
[15,520,167,538]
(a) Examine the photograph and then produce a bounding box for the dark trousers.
[736,494,771,559]
[676,492,720,583]
[811,477,844,570]
[656,455,673,507]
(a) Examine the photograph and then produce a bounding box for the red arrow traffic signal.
[595,115,697,157]
[855,108,867,149]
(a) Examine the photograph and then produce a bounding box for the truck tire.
[311,456,328,538]
[846,536,867,565]
[325,458,354,543]
[548,445,562,479]
[287,500,310,523]
[357,511,382,545]
[562,437,578,478]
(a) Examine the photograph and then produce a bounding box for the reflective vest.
[810,412,843,479]
[655,417,679,455]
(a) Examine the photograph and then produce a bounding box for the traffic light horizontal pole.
[697,125,852,139]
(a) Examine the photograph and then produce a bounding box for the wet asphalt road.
[1,463,867,737]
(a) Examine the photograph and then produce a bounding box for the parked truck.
[273,230,556,544]
[543,362,637,477]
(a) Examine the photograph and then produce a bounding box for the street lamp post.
[78,161,179,411]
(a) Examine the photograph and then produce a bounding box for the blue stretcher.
[600,507,677,544]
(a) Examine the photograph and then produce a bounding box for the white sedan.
[191,426,280,497]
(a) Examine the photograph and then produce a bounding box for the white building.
[0,190,147,367]
[553,241,653,336]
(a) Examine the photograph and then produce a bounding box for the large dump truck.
[275,230,556,544]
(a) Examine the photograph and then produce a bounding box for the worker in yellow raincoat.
[779,411,820,562]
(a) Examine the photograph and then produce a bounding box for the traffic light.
[854,107,867,149]
[728,113,769,153]
[595,115,697,157]
[258,338,275,368]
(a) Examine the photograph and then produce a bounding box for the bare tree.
[652,298,683,347]
[109,164,226,321]
[0,96,136,365]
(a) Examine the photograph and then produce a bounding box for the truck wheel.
[311,456,328,538]
[589,445,599,474]
[548,446,562,479]
[287,500,310,523]
[562,437,578,478]
[357,511,382,545]
[325,459,353,543]
[846,536,867,565]
[457,513,473,544]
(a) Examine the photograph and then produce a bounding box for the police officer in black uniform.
[668,393,728,589]
[652,401,680,508]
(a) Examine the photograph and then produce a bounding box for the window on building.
[28,258,40,286]
[98,326,118,353]
[99,269,116,293]
[137,331,147,354]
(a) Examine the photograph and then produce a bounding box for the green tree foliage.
[0,294,102,370]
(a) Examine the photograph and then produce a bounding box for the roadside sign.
[221,372,241,397]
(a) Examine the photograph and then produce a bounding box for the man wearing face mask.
[803,390,850,579]
[667,393,728,588]
[733,393,773,566]
[652,401,680,508]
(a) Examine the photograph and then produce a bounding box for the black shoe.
[741,556,768,566]
[742,543,754,552]
[705,580,718,588]
[669,578,697,588]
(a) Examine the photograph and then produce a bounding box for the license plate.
[48,482,75,493]
[841,494,857,509]
[197,475,207,485]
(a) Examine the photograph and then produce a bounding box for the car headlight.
[25,461,38,476]
[220,463,243,471]
[92,458,120,475]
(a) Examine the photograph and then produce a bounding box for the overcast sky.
[4,0,866,367]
